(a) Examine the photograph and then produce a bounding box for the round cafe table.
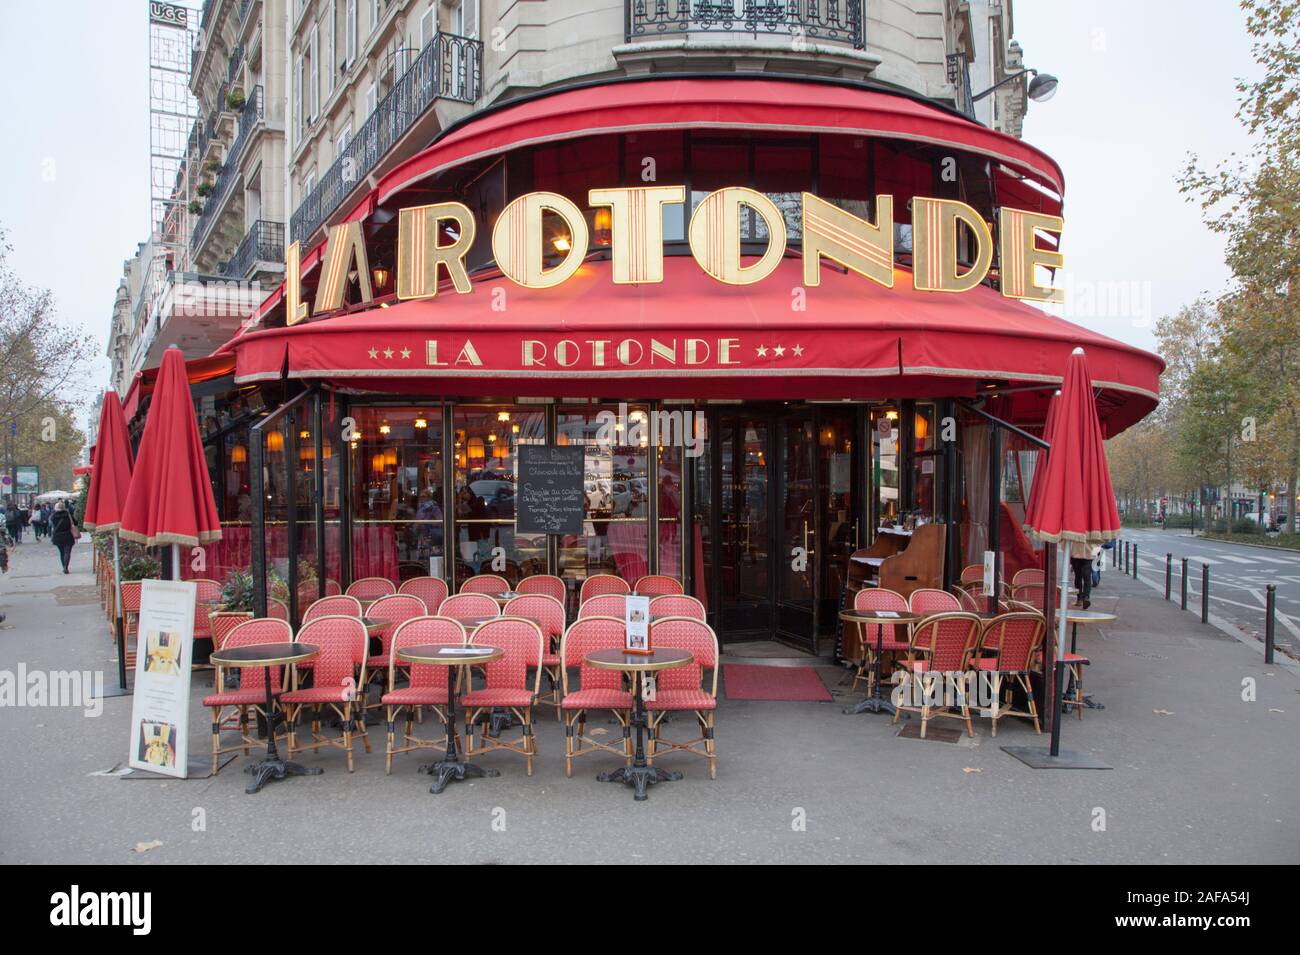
[209,642,321,794]
[489,592,521,606]
[585,648,693,802]
[361,616,387,636]
[1055,608,1117,654]
[396,643,503,794]
[838,609,922,715]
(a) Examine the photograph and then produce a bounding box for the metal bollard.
[1180,557,1188,610]
[1113,542,1119,568]
[1201,563,1210,624]
[1124,541,1130,572]
[1264,584,1276,665]
[1132,544,1138,578]
[1165,553,1172,600]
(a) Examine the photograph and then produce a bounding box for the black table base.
[420,758,500,794]
[244,757,323,794]
[845,621,897,716]
[600,675,678,801]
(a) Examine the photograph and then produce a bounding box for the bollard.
[1124,541,1130,573]
[1264,584,1276,665]
[1180,557,1188,611]
[1132,544,1138,579]
[1113,541,1119,568]
[1201,563,1210,624]
[1165,553,1172,600]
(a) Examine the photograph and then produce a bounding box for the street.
[1116,527,1300,658]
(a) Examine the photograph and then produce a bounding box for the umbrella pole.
[114,532,127,692]
[1050,540,1070,757]
[172,543,181,582]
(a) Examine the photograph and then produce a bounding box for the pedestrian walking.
[30,503,45,540]
[49,500,78,574]
[1069,538,1101,610]
[4,501,19,545]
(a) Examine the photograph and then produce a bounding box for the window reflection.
[452,405,546,586]
[348,407,444,584]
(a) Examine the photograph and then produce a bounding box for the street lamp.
[972,68,1059,104]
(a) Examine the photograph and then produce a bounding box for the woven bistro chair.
[579,593,627,619]
[579,574,629,604]
[399,576,449,614]
[362,594,427,705]
[439,593,500,627]
[1012,569,1045,588]
[459,574,509,595]
[346,577,397,603]
[324,579,342,596]
[202,618,291,775]
[1061,648,1091,721]
[463,617,545,775]
[517,574,566,604]
[266,598,290,622]
[504,594,566,719]
[559,616,634,777]
[303,594,363,622]
[209,611,254,653]
[190,578,222,670]
[648,594,706,621]
[633,575,684,596]
[892,611,982,739]
[959,564,985,587]
[973,612,1046,736]
[283,615,371,772]
[849,588,912,696]
[381,617,466,774]
[645,617,720,778]
[909,588,961,617]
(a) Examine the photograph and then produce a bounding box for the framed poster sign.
[624,594,651,655]
[127,579,197,778]
[516,444,585,535]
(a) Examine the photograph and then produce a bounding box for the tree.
[1179,0,1300,529]
[0,226,97,497]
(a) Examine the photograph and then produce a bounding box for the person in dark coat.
[4,502,19,545]
[49,501,77,574]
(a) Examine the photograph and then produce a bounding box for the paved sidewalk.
[0,541,1296,864]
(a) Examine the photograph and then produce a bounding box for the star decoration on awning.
[367,347,378,359]
[756,345,768,358]
[400,347,411,359]
[383,347,394,359]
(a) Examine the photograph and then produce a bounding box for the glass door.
[717,413,772,634]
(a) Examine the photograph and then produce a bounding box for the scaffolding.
[148,1,199,273]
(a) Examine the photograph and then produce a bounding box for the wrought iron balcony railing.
[223,220,285,278]
[232,85,264,160]
[626,0,865,50]
[192,86,261,251]
[290,31,483,244]
[228,44,243,84]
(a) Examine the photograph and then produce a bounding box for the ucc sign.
[285,186,1063,325]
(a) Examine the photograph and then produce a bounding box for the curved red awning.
[226,256,1160,436]
[121,352,237,421]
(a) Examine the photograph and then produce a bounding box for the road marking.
[1218,555,1256,564]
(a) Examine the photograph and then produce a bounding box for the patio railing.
[626,0,865,50]
[222,220,285,278]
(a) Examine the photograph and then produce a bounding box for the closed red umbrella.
[83,391,133,533]
[119,347,222,577]
[1021,347,1120,762]
[82,390,135,694]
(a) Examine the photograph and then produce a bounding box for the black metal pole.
[987,424,1002,615]
[1180,557,1188,611]
[1165,553,1172,600]
[1201,563,1210,624]
[1132,543,1138,579]
[1042,543,1057,741]
[1265,584,1276,665]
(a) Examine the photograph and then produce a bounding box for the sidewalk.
[0,542,1296,864]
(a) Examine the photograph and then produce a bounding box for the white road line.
[1218,555,1256,564]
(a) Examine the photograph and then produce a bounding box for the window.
[335,123,352,159]
[303,168,316,201]
[989,21,1000,124]
[453,0,479,39]
[306,25,319,122]
[325,1,336,95]
[364,81,377,115]
[293,53,304,141]
[420,6,435,49]
[345,0,357,67]
[369,0,378,34]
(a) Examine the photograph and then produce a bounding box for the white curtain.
[962,424,989,567]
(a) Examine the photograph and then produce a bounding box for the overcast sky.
[0,0,1263,425]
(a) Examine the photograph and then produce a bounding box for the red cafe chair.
[399,576,449,614]
[646,617,720,778]
[579,574,629,604]
[908,588,961,617]
[464,617,545,775]
[579,593,627,619]
[346,577,397,603]
[439,593,500,627]
[849,588,912,696]
[633,574,684,596]
[504,593,566,719]
[459,574,509,596]
[892,612,982,739]
[283,615,371,772]
[202,618,291,775]
[974,612,1046,736]
[648,594,706,621]
[382,617,467,774]
[304,594,363,622]
[559,616,633,777]
[517,574,566,604]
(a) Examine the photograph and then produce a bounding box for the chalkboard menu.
[517,445,586,535]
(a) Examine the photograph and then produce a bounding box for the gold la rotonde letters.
[285,187,1065,352]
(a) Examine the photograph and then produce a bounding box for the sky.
[0,0,1265,430]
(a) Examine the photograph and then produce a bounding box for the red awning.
[121,352,237,421]
[226,256,1161,436]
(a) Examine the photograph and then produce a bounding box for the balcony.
[222,220,285,279]
[232,85,264,161]
[946,52,976,120]
[626,0,865,50]
[290,31,483,244]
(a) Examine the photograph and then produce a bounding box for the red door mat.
[722,664,834,702]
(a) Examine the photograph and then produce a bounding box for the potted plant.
[196,180,213,197]
[188,199,202,215]
[205,159,222,174]
[120,546,163,582]
[219,567,256,612]
[226,89,245,110]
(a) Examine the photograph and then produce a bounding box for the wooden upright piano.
[846,523,947,601]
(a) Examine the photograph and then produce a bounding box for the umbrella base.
[1000,745,1111,770]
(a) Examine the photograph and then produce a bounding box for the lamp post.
[972,68,1060,104]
